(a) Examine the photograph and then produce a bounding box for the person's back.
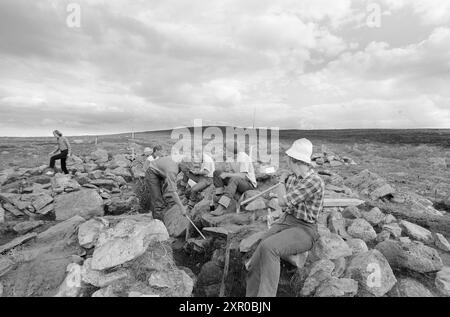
[148,156,179,182]
[236,151,257,188]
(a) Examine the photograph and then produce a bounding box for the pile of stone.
[1,147,197,297]
[0,148,142,226]
[1,214,194,297]
[184,166,450,297]
[2,147,450,298]
[311,151,357,168]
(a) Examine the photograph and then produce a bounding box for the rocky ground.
[1,136,450,297]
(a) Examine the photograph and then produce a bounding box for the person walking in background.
[143,145,163,172]
[47,130,71,175]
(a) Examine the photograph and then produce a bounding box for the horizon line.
[1,126,450,138]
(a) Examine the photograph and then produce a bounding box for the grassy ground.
[1,129,449,202]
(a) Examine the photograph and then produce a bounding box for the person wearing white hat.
[246,138,325,297]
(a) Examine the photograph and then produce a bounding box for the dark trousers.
[182,172,212,201]
[246,214,318,297]
[49,150,69,174]
[145,168,175,220]
[213,169,254,199]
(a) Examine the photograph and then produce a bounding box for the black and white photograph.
[0,0,449,303]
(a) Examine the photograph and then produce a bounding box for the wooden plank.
[323,198,365,207]
[219,238,232,297]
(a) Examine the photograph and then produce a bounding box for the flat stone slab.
[0,233,37,254]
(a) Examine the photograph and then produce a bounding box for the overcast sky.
[0,0,449,136]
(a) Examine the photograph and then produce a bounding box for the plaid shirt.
[283,169,325,224]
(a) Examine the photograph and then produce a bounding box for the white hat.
[144,147,152,154]
[286,138,313,164]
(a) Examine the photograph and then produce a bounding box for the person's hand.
[268,192,278,199]
[279,170,290,183]
[220,172,229,179]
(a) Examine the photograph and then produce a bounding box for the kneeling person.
[211,143,257,216]
[246,138,324,297]
[181,150,215,211]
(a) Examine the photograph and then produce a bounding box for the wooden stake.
[219,237,233,297]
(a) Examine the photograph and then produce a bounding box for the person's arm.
[143,159,150,172]
[222,155,251,179]
[49,144,59,155]
[193,169,209,176]
[64,137,72,156]
[282,178,320,210]
[220,171,247,179]
[277,183,289,207]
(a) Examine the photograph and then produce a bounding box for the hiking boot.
[210,205,226,216]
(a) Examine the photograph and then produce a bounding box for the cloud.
[0,0,449,136]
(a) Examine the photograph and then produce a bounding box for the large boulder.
[54,263,83,297]
[112,154,130,168]
[399,220,434,244]
[111,167,133,183]
[434,233,450,252]
[345,169,395,200]
[91,218,169,270]
[382,223,402,238]
[13,221,44,235]
[328,210,350,239]
[107,196,139,215]
[148,269,194,297]
[301,259,335,296]
[78,218,108,249]
[51,174,81,193]
[313,234,352,260]
[81,258,128,288]
[347,218,377,242]
[376,240,443,273]
[37,216,86,243]
[435,267,450,296]
[0,216,85,297]
[0,256,15,277]
[342,206,361,219]
[345,250,397,297]
[314,277,358,297]
[164,205,190,238]
[346,239,369,255]
[361,207,385,226]
[388,278,434,297]
[54,189,104,221]
[91,149,109,163]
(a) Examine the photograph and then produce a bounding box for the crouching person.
[211,143,257,216]
[246,138,324,297]
[145,155,181,220]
